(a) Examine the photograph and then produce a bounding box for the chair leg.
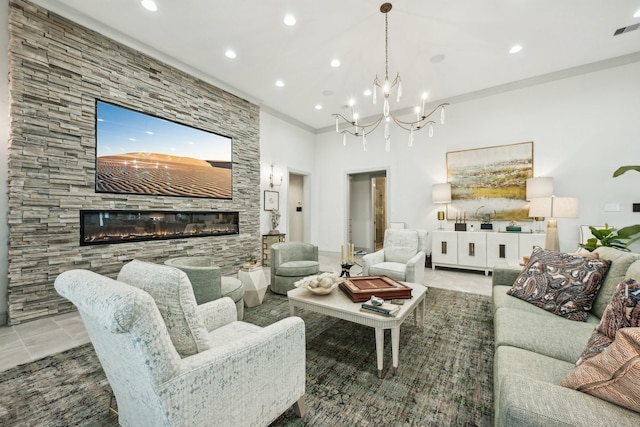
[293,395,307,420]
[108,390,118,415]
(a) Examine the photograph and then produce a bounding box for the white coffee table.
[288,282,427,378]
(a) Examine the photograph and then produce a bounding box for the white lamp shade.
[552,197,578,218]
[529,197,578,218]
[526,177,554,200]
[432,183,451,204]
[528,197,551,218]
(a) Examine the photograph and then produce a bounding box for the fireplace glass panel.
[80,210,239,245]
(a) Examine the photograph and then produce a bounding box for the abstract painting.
[446,141,533,221]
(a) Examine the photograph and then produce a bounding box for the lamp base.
[545,219,559,251]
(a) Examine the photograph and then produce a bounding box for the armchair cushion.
[384,229,420,263]
[276,260,320,277]
[118,259,212,357]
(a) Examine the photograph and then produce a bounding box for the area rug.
[0,287,494,426]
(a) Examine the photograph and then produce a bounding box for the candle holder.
[340,262,354,277]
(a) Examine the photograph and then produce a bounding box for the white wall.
[312,61,640,254]
[259,111,316,241]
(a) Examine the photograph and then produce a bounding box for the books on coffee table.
[360,299,401,317]
[339,275,412,302]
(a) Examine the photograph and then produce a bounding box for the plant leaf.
[617,224,640,238]
[613,166,640,177]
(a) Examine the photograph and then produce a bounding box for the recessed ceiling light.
[141,0,158,12]
[314,104,323,110]
[430,54,446,63]
[275,80,285,87]
[284,14,296,26]
[634,9,640,18]
[330,59,341,68]
[509,44,523,54]
[363,89,372,97]
[225,49,237,59]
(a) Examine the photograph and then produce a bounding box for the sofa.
[492,246,640,426]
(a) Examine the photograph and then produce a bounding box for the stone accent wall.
[6,0,261,324]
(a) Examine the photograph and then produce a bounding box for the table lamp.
[432,183,451,230]
[528,196,578,251]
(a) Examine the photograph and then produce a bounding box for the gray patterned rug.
[0,287,493,426]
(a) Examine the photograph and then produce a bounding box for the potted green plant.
[579,224,640,252]
[249,254,257,265]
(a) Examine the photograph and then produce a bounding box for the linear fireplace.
[80,210,239,246]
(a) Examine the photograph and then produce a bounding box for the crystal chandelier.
[333,3,449,152]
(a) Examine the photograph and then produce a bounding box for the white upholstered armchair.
[362,228,428,285]
[54,260,306,426]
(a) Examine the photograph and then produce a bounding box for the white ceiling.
[30,0,640,132]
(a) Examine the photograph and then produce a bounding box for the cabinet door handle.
[441,241,447,255]
[469,242,475,257]
[499,244,506,259]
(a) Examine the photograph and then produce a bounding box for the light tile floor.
[0,251,492,372]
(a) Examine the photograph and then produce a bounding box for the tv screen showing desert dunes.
[95,100,232,199]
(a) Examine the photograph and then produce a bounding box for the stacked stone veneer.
[6,0,261,324]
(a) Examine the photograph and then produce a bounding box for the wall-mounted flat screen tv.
[95,100,233,199]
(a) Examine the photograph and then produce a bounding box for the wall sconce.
[269,164,283,189]
[432,183,451,230]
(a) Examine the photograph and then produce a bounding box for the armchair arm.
[197,297,237,331]
[362,250,385,275]
[164,316,306,426]
[405,250,426,285]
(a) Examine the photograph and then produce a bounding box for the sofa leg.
[293,395,307,420]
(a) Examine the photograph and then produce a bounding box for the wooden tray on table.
[339,275,413,302]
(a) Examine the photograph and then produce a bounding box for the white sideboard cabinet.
[431,230,545,275]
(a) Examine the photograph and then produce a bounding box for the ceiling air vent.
[614,23,640,36]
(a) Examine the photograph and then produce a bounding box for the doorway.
[288,172,305,242]
[348,170,387,254]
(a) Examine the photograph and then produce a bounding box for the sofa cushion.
[576,279,640,365]
[383,229,419,263]
[507,247,610,321]
[493,285,601,323]
[276,260,319,277]
[494,307,595,363]
[592,247,640,319]
[561,327,640,413]
[117,259,212,357]
[495,346,639,427]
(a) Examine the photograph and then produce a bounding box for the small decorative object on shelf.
[506,220,521,232]
[249,254,257,265]
[268,209,281,235]
[454,212,467,231]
